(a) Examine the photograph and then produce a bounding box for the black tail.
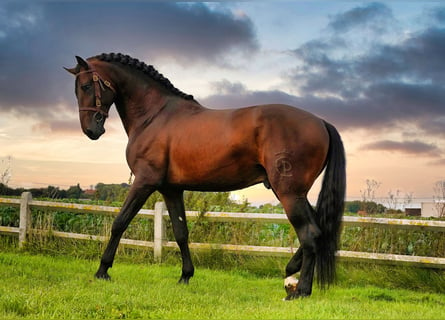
[315,121,346,288]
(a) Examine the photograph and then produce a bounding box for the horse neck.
[110,67,174,136]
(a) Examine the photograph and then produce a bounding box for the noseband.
[76,69,116,118]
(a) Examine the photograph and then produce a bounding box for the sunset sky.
[0,1,444,205]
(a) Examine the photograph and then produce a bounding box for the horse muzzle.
[82,111,106,140]
[83,122,105,140]
[84,127,104,140]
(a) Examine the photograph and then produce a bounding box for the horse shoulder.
[125,128,169,185]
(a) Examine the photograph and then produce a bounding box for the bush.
[0,206,19,227]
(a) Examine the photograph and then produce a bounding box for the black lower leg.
[285,246,303,277]
[95,232,123,279]
[284,198,320,299]
[162,190,194,284]
[178,243,194,284]
[95,183,153,280]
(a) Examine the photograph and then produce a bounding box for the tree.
[386,189,414,211]
[183,191,233,213]
[386,189,400,210]
[345,201,361,213]
[66,184,83,199]
[47,186,63,199]
[403,191,413,209]
[433,180,445,218]
[361,201,386,214]
[94,183,130,202]
[0,156,12,186]
[0,183,23,196]
[360,179,382,214]
[360,179,381,203]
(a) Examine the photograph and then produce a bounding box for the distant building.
[404,202,444,218]
[405,204,421,216]
[421,202,444,218]
[83,189,96,196]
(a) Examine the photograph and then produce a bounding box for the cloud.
[418,117,445,138]
[32,120,82,135]
[198,4,445,161]
[0,2,258,120]
[44,2,258,63]
[426,6,445,25]
[430,158,445,166]
[327,2,395,33]
[286,3,445,139]
[361,140,442,157]
[211,79,249,96]
[201,82,298,110]
[356,27,445,84]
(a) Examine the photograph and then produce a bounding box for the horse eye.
[81,83,92,92]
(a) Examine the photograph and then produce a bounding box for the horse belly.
[170,160,265,191]
[167,145,265,191]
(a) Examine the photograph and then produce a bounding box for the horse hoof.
[284,291,310,300]
[283,276,311,300]
[284,276,298,296]
[95,272,111,280]
[178,276,190,284]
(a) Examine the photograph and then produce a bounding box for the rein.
[76,69,116,118]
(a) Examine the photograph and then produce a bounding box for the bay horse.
[65,53,346,299]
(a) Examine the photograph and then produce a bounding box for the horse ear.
[75,56,90,70]
[63,66,78,75]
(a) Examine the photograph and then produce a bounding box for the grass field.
[0,252,444,319]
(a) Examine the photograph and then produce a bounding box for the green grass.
[0,252,444,319]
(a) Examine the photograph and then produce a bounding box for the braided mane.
[94,53,194,101]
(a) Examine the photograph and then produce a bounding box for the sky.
[0,1,444,205]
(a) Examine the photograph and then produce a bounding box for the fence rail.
[1,192,445,269]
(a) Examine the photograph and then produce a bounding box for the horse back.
[159,103,328,191]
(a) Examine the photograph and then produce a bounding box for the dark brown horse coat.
[66,53,345,299]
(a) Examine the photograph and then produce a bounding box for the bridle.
[75,68,116,119]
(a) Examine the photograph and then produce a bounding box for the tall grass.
[341,225,445,257]
[2,204,442,255]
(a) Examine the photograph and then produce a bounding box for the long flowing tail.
[315,121,346,288]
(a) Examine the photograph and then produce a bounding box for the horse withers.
[65,53,346,299]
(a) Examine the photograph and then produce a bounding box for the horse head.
[65,56,116,140]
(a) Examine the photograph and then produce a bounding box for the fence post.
[154,201,166,262]
[19,192,32,249]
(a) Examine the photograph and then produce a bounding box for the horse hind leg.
[281,196,321,299]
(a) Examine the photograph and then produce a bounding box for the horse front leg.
[95,181,155,280]
[162,190,194,284]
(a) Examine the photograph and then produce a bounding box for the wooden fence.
[1,192,445,269]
